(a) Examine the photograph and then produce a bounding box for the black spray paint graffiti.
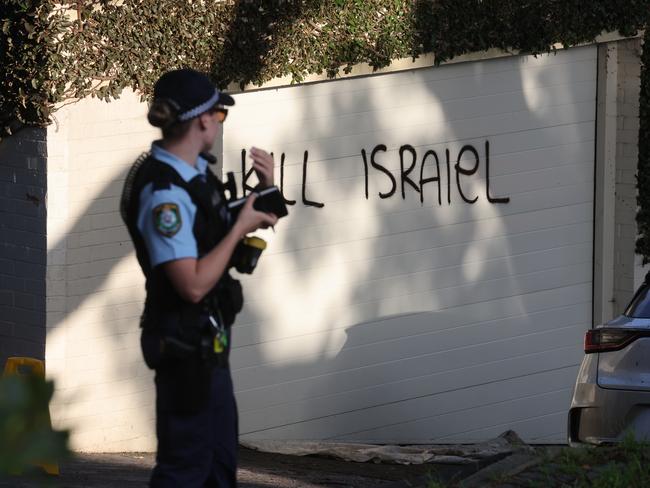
[240,149,324,208]
[361,141,509,205]
[238,141,510,209]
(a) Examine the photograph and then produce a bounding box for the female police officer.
[121,68,277,487]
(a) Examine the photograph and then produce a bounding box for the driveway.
[0,432,532,487]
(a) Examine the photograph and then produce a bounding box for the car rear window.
[625,284,650,318]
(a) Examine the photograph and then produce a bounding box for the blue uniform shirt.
[137,143,210,267]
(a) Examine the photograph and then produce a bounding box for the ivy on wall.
[0,2,70,134]
[636,28,650,263]
[2,0,650,258]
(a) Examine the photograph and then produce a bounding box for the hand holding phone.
[228,186,288,220]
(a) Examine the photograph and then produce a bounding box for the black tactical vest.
[120,153,243,332]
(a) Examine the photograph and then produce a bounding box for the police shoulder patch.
[153,203,182,237]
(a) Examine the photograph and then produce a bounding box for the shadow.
[224,27,596,445]
[210,2,322,89]
[0,127,47,370]
[0,2,599,453]
[0,453,152,488]
[36,5,328,449]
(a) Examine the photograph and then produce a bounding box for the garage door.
[222,45,596,443]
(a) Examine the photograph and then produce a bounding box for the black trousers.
[150,364,238,487]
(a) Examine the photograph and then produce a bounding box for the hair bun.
[147,99,178,128]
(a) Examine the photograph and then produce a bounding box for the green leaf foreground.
[0,375,70,475]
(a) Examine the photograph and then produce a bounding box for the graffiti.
[238,140,509,210]
[362,141,510,205]
[240,149,323,208]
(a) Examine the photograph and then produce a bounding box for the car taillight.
[584,328,642,353]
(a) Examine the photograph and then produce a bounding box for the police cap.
[153,68,235,122]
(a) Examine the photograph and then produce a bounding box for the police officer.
[121,68,278,487]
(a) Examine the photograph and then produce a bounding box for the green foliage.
[2,1,648,128]
[553,435,650,488]
[425,476,447,488]
[425,468,447,488]
[421,436,650,487]
[494,435,650,488]
[0,374,70,475]
[637,29,650,262]
[0,1,72,134]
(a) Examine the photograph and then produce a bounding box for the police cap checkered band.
[153,68,234,122]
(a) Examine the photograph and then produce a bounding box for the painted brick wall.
[614,38,642,315]
[45,90,160,451]
[0,128,47,370]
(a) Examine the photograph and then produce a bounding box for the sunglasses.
[211,106,228,123]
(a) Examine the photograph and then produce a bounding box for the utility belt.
[140,308,230,371]
[140,276,243,371]
[140,305,230,414]
[140,293,240,414]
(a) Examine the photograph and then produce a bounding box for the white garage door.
[222,45,596,443]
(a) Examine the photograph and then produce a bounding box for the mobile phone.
[227,186,289,219]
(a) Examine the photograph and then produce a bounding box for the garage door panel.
[234,298,589,378]
[227,77,597,147]
[286,250,590,307]
[372,392,573,444]
[490,141,596,175]
[234,297,591,383]
[225,46,596,442]
[224,106,594,168]
[262,199,592,261]
[250,232,591,294]
[452,413,571,444]
[339,255,588,316]
[271,136,592,193]
[267,240,591,294]
[234,47,596,116]
[235,313,588,406]
[234,282,592,364]
[230,55,596,130]
[234,226,591,331]
[269,176,593,239]
[252,139,594,196]
[239,253,592,317]
[236,247,592,347]
[248,212,592,296]
[240,350,580,437]
[239,352,580,440]
[342,262,591,314]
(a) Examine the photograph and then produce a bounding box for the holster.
[140,310,215,414]
[205,272,243,327]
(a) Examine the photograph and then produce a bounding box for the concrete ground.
[0,446,497,488]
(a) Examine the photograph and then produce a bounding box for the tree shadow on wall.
[235,305,586,444]
[35,2,595,450]
[227,25,595,444]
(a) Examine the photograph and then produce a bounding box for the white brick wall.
[614,38,644,315]
[45,90,159,451]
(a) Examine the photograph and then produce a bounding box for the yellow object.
[3,356,45,378]
[2,357,60,476]
[243,235,267,250]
